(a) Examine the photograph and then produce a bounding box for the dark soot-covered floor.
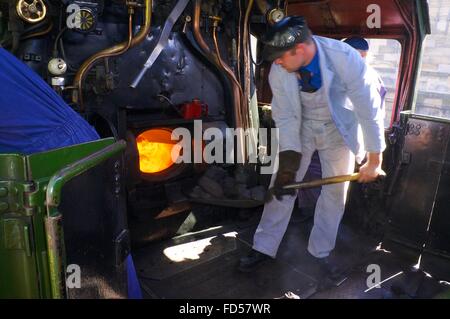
[133,206,449,299]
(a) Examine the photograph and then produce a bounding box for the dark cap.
[344,37,369,51]
[261,16,311,62]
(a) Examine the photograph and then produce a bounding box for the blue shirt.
[297,49,322,90]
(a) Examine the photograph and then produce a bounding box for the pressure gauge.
[268,8,285,24]
[74,8,96,33]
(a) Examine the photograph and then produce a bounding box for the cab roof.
[286,0,430,39]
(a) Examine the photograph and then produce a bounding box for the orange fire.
[136,129,181,173]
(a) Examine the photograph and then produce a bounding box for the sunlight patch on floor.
[163,231,238,262]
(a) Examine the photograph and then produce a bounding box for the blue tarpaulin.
[0,47,99,154]
[0,47,141,299]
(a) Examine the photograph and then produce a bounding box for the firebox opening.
[136,128,181,174]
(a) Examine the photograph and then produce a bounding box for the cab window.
[413,0,450,119]
[366,39,402,128]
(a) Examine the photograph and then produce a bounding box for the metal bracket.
[0,181,36,215]
[130,0,191,88]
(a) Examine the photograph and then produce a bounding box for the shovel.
[189,172,385,208]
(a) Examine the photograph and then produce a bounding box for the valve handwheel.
[16,0,47,24]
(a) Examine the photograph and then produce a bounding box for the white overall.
[253,84,355,258]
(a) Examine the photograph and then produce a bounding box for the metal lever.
[130,0,191,88]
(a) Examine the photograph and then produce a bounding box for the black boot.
[318,256,342,282]
[238,249,272,272]
[306,252,346,286]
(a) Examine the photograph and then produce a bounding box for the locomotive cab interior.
[1,0,450,299]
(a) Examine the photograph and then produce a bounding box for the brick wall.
[368,0,450,123]
[415,0,450,117]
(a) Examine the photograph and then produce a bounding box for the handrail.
[44,140,126,298]
[46,140,126,211]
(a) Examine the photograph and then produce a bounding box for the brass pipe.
[212,23,248,160]
[237,0,242,83]
[21,20,54,40]
[73,0,152,109]
[193,0,244,131]
[243,0,254,131]
[212,22,245,120]
[77,10,134,110]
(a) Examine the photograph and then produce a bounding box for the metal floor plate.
[135,226,317,299]
[133,207,448,299]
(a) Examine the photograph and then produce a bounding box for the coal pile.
[189,165,266,202]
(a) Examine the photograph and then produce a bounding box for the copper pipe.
[73,0,152,109]
[21,20,54,40]
[212,23,248,154]
[193,0,247,161]
[76,10,133,110]
[193,0,244,128]
[242,0,254,131]
[212,26,247,161]
[212,24,245,117]
[237,0,242,82]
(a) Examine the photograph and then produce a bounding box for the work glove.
[272,150,302,201]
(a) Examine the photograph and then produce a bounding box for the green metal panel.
[0,138,117,299]
[26,138,115,180]
[45,140,126,298]
[0,155,27,181]
[0,216,39,298]
[0,154,38,298]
